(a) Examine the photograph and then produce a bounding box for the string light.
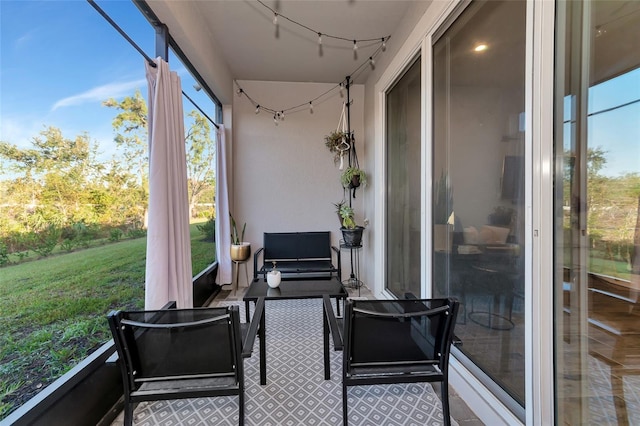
[369,57,375,70]
[256,0,389,51]
[381,38,386,52]
[233,36,390,124]
[353,40,358,51]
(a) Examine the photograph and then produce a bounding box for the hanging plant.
[324,131,350,165]
[341,166,368,189]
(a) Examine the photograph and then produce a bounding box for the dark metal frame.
[325,297,460,426]
[107,300,264,426]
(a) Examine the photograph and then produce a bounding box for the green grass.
[0,222,215,420]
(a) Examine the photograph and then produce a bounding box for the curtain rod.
[87,0,220,130]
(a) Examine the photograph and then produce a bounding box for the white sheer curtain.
[144,58,193,309]
[215,124,232,285]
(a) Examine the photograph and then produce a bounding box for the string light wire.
[234,40,389,120]
[257,0,390,45]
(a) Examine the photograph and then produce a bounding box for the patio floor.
[110,282,484,426]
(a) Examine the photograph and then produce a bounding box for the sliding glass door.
[385,57,422,298]
[431,0,527,413]
[554,1,640,424]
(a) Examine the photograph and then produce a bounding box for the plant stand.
[340,242,362,297]
[232,259,249,295]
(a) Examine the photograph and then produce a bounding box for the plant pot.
[341,226,364,246]
[349,175,361,189]
[230,242,251,262]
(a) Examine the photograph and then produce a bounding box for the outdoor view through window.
[0,1,217,419]
[555,1,640,424]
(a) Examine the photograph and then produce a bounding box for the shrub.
[197,218,215,241]
[0,242,9,267]
[109,228,124,242]
[32,225,61,257]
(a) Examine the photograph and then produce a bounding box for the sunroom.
[4,0,640,425]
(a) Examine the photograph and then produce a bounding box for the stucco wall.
[232,80,365,281]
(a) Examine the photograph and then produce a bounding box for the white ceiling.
[144,0,416,86]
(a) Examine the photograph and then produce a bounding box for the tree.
[0,127,102,231]
[103,90,148,186]
[185,111,216,217]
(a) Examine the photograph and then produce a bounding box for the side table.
[340,242,363,297]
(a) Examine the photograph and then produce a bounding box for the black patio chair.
[337,297,459,426]
[108,299,264,426]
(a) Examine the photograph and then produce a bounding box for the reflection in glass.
[431,0,526,411]
[386,57,421,298]
[555,1,640,424]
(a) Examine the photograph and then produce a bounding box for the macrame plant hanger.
[336,102,350,171]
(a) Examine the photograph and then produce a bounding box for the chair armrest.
[331,246,341,281]
[253,248,264,279]
[161,300,178,309]
[242,297,265,358]
[323,295,343,351]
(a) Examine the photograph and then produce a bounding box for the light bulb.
[318,33,322,45]
[369,57,375,68]
[309,102,314,114]
[353,40,358,51]
[236,88,243,96]
[273,13,278,25]
[382,38,387,52]
[280,111,285,121]
[255,105,260,114]
[273,114,278,125]
[339,83,344,98]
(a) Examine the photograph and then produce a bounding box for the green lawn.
[0,223,215,419]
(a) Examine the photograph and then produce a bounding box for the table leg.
[259,309,266,385]
[323,303,330,380]
[245,300,251,323]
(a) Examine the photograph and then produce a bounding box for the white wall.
[232,80,365,280]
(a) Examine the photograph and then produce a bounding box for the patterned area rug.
[118,299,456,426]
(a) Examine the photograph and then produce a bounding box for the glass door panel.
[432,0,527,409]
[385,57,422,298]
[554,1,640,424]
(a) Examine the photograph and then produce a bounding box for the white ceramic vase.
[267,270,281,288]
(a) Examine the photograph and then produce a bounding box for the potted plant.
[488,206,514,227]
[340,166,368,189]
[433,171,453,251]
[338,204,364,246]
[230,214,250,261]
[324,130,350,165]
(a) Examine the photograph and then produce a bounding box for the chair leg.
[124,402,134,426]
[343,383,349,426]
[238,392,245,426]
[440,381,452,426]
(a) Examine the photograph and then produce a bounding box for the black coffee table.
[243,278,348,385]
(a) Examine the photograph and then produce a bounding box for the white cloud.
[51,79,146,111]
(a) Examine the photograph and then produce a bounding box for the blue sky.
[1,1,637,178]
[0,0,215,161]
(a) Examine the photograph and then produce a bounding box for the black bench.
[253,231,341,281]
